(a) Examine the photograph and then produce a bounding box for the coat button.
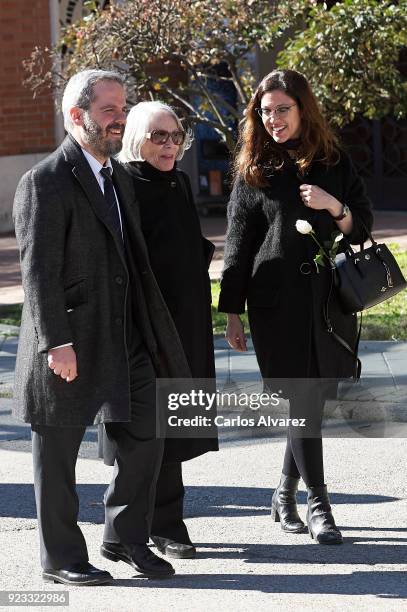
[115,275,123,285]
[115,317,122,326]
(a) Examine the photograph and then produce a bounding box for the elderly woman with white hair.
[117,100,218,559]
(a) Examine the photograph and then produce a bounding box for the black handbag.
[324,224,406,379]
[334,229,406,314]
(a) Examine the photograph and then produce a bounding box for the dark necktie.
[100,167,122,242]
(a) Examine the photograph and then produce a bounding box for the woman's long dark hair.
[234,69,340,187]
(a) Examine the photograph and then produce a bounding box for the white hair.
[117,101,193,163]
[62,69,125,133]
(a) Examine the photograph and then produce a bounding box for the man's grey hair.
[117,100,193,163]
[62,69,125,133]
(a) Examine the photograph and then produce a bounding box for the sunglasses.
[145,129,185,145]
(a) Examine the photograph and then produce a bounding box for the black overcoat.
[218,151,374,379]
[123,161,218,461]
[13,135,190,427]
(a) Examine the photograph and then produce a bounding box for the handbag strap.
[340,218,376,255]
[324,267,362,380]
[322,217,379,380]
[359,218,377,247]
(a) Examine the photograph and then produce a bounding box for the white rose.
[295,219,313,235]
[334,232,344,242]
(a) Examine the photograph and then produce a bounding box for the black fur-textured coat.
[218,152,373,379]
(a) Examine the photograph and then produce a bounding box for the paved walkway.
[0,213,406,609]
[0,392,406,610]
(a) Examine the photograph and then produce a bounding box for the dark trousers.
[32,341,164,570]
[151,461,192,545]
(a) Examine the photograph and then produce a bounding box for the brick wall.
[0,0,55,156]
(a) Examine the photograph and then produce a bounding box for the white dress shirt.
[81,148,123,237]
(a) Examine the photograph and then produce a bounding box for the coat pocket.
[64,278,88,311]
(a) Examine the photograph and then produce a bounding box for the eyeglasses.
[255,104,297,119]
[145,129,185,145]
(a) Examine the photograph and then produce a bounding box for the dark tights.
[249,307,328,488]
[281,380,326,487]
[282,399,325,486]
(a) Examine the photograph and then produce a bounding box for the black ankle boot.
[306,485,343,544]
[271,474,306,533]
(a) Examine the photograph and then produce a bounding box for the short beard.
[82,112,123,158]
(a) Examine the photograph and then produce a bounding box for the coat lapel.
[111,159,139,228]
[62,135,126,264]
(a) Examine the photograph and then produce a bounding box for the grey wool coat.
[218,151,374,380]
[13,135,190,427]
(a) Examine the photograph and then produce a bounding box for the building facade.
[0,1,405,233]
[0,0,59,232]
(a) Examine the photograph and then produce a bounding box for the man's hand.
[47,346,78,382]
[225,314,247,352]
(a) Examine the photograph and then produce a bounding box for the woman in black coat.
[219,69,373,544]
[118,101,218,558]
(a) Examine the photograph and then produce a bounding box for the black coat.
[218,151,374,379]
[13,135,191,427]
[123,161,218,461]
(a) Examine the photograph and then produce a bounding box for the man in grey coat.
[13,69,190,585]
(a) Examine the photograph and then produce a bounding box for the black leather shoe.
[271,474,306,533]
[100,542,175,578]
[42,562,113,586]
[307,485,343,545]
[151,535,196,559]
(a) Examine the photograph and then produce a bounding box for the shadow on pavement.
[192,540,407,565]
[111,571,407,597]
[0,484,400,522]
[0,421,31,441]
[184,487,400,516]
